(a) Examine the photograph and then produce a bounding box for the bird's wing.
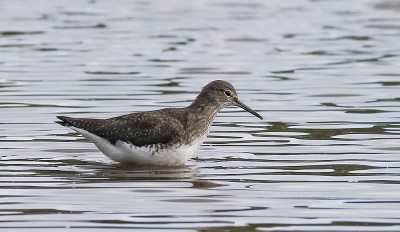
[56,112,184,147]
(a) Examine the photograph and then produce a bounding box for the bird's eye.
[224,90,232,97]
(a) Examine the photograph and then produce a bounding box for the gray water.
[1,0,400,231]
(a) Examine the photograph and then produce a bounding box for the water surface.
[1,0,400,231]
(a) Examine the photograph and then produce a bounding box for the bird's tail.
[55,116,73,127]
[55,116,105,132]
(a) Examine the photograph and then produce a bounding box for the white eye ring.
[224,90,232,97]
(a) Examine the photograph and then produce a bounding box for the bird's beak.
[234,98,263,120]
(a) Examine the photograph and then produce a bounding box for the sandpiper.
[56,80,262,166]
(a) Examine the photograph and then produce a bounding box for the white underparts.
[71,127,205,166]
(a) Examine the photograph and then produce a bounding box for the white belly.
[72,127,205,166]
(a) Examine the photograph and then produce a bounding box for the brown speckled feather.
[56,108,187,147]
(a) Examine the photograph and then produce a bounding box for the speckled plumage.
[56,80,262,166]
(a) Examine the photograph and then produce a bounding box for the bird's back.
[57,108,189,148]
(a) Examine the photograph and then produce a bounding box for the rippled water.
[1,0,400,231]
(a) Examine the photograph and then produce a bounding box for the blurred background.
[1,0,400,231]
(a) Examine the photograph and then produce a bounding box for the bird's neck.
[178,94,224,144]
[187,94,223,121]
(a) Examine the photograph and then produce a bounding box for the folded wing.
[56,112,183,147]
